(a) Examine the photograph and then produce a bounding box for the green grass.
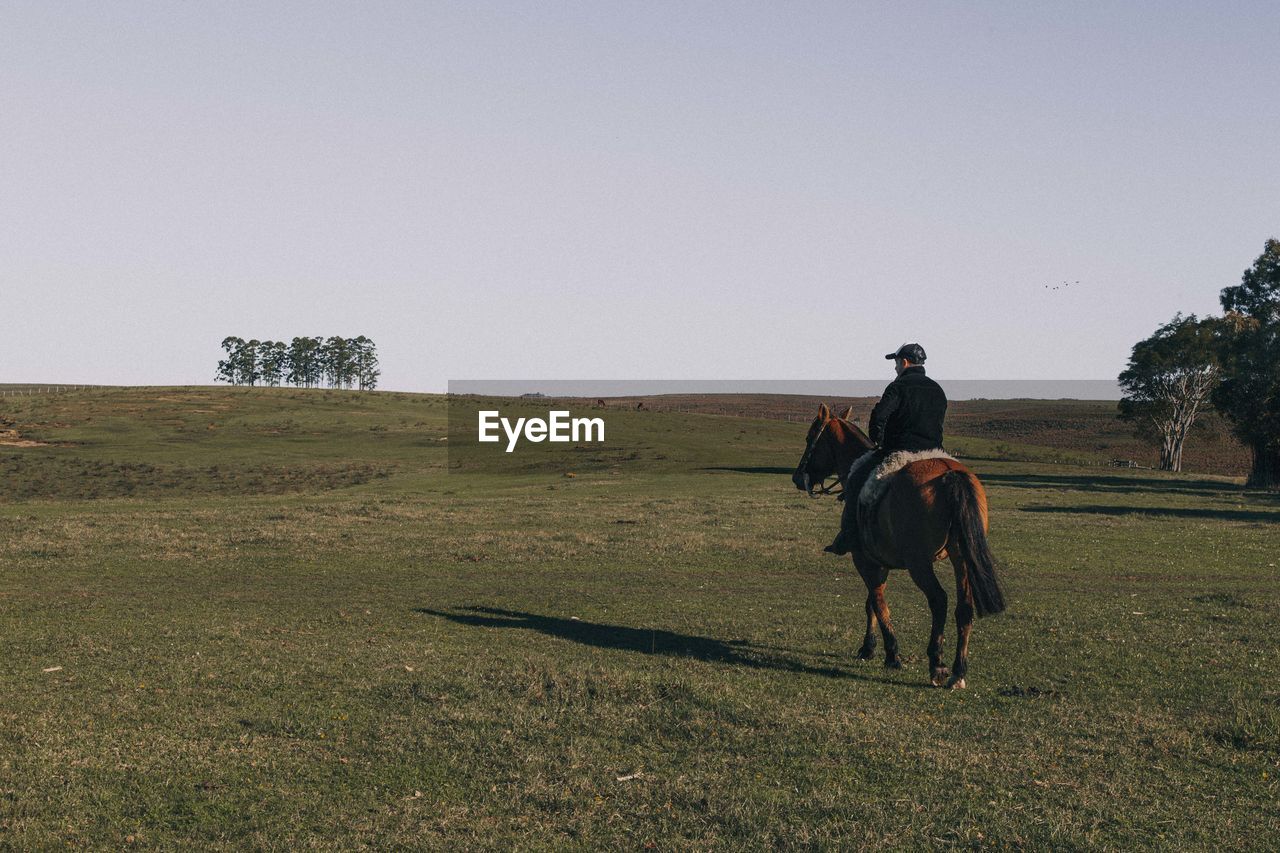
[1,387,1276,848]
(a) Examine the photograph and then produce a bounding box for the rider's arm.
[868,383,900,446]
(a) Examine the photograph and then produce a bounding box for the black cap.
[885,343,927,362]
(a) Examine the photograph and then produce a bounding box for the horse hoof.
[931,668,950,687]
[884,657,903,670]
[947,677,966,690]
[856,646,875,661]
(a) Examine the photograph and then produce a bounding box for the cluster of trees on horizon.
[216,336,380,390]
[1119,238,1280,488]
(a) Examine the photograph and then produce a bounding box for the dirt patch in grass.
[0,429,55,448]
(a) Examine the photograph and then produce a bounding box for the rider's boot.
[823,530,853,555]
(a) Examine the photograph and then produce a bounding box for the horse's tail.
[939,470,1006,617]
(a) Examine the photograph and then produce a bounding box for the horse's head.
[792,403,872,495]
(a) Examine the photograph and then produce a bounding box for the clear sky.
[3,1,1276,391]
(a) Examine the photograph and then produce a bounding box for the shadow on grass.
[1021,505,1279,523]
[416,605,925,687]
[701,466,794,475]
[981,472,1265,501]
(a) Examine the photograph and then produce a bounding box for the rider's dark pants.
[828,449,887,554]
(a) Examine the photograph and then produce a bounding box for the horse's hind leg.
[856,584,878,660]
[907,562,949,687]
[854,558,900,668]
[948,551,975,689]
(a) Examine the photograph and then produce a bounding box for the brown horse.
[791,403,1005,688]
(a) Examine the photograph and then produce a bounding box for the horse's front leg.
[854,558,900,668]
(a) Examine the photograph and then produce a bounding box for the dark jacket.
[868,366,947,452]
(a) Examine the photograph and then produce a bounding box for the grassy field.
[1,387,1277,848]
[575,394,1251,477]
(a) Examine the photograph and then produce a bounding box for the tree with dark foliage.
[352,335,380,391]
[258,340,289,387]
[215,336,244,386]
[215,336,262,386]
[239,339,263,386]
[1118,314,1222,472]
[322,336,354,389]
[287,336,324,388]
[1213,239,1280,489]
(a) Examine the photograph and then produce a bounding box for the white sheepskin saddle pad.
[846,448,956,518]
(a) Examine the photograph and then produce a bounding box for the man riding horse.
[825,342,947,555]
[793,348,1003,687]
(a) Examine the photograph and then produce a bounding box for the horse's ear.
[839,406,853,420]
[817,402,830,419]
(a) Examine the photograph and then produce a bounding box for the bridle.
[796,415,860,498]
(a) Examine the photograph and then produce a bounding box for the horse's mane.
[830,416,875,452]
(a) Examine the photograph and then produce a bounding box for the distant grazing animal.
[596,398,606,409]
[792,403,1006,688]
[636,402,645,411]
